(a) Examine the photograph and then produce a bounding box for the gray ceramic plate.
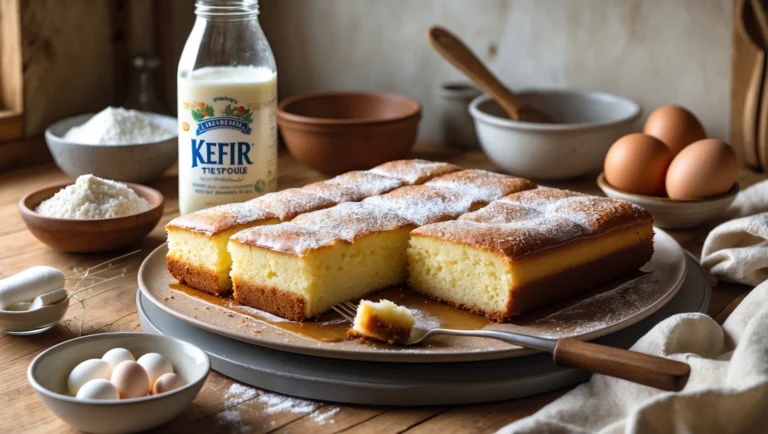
[136,251,709,406]
[138,229,686,363]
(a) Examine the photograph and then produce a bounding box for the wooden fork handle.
[553,338,690,391]
[427,26,523,119]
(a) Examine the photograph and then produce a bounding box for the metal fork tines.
[331,301,359,323]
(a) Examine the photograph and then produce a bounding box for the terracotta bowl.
[277,92,422,175]
[19,183,164,253]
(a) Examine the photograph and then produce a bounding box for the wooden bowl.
[19,183,164,253]
[597,173,739,229]
[277,92,422,175]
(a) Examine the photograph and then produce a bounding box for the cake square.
[424,169,536,205]
[362,185,477,225]
[247,188,336,221]
[302,171,404,203]
[370,159,461,185]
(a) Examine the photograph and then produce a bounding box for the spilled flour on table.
[224,383,258,406]
[311,407,340,425]
[256,391,320,414]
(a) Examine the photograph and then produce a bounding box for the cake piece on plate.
[302,171,404,203]
[362,185,478,225]
[229,203,417,321]
[407,189,654,321]
[166,203,279,295]
[347,299,416,345]
[247,188,336,221]
[424,169,536,206]
[369,159,461,185]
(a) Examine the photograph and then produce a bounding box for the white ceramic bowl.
[469,89,641,180]
[0,298,68,335]
[597,173,739,229]
[45,113,178,183]
[28,332,209,434]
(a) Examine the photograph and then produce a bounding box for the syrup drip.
[169,284,489,343]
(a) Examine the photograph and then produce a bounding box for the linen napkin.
[498,280,768,434]
[701,179,768,285]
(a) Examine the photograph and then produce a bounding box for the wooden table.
[0,146,760,433]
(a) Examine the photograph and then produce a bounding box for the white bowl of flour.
[45,108,178,183]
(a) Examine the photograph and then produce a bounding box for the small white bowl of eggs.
[27,332,209,434]
[598,105,739,229]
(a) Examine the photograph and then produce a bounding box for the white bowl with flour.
[45,108,178,183]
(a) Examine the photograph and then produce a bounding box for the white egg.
[102,348,135,371]
[137,353,173,387]
[76,379,119,400]
[67,359,111,396]
[152,373,186,395]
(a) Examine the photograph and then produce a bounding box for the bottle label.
[178,81,277,215]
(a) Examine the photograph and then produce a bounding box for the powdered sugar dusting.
[256,391,320,414]
[224,383,259,406]
[370,159,461,185]
[311,407,340,425]
[248,188,336,221]
[168,201,277,235]
[531,274,656,338]
[232,223,341,256]
[303,171,404,203]
[363,185,475,225]
[425,169,535,203]
[292,202,414,242]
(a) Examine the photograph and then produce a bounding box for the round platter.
[138,229,687,363]
[137,252,709,406]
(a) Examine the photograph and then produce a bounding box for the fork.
[333,301,690,391]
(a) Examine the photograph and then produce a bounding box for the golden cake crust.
[233,281,307,321]
[302,171,404,203]
[291,202,416,242]
[165,203,278,236]
[362,185,475,225]
[369,159,461,185]
[424,169,536,203]
[247,188,336,221]
[166,257,230,296]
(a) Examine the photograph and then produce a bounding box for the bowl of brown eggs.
[597,105,739,229]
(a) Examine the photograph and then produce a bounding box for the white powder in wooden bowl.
[63,107,173,145]
[36,175,152,219]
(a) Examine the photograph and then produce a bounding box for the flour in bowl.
[36,175,152,219]
[63,107,173,145]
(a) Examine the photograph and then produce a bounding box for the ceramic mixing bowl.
[45,113,178,183]
[470,89,641,180]
[277,92,421,175]
[28,332,210,434]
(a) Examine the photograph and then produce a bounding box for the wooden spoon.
[750,0,768,171]
[427,26,553,123]
[740,0,764,170]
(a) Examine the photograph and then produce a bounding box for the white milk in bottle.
[177,0,277,214]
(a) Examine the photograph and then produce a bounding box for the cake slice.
[369,159,461,185]
[166,203,279,295]
[362,185,478,225]
[302,171,404,203]
[407,189,654,321]
[424,169,536,206]
[247,188,336,221]
[348,299,415,345]
[229,203,417,320]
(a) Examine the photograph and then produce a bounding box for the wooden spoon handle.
[428,26,523,119]
[553,338,690,391]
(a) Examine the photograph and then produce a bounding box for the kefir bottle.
[177,0,277,214]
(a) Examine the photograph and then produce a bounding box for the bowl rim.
[469,88,642,132]
[27,332,210,405]
[45,112,178,148]
[19,181,165,224]
[597,172,740,203]
[277,91,422,126]
[0,297,68,316]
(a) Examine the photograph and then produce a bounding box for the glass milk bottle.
[177,0,277,214]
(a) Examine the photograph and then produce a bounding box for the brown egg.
[665,139,738,200]
[643,105,707,155]
[110,361,150,399]
[152,373,185,395]
[604,133,673,196]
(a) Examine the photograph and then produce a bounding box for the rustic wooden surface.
[0,147,761,434]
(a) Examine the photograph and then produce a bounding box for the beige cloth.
[499,281,768,434]
[500,182,768,433]
[701,179,768,286]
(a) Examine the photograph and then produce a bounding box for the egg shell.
[665,139,738,200]
[67,358,112,396]
[76,379,119,400]
[152,373,186,395]
[110,360,150,399]
[137,352,174,387]
[643,105,707,156]
[102,348,135,371]
[604,133,673,196]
